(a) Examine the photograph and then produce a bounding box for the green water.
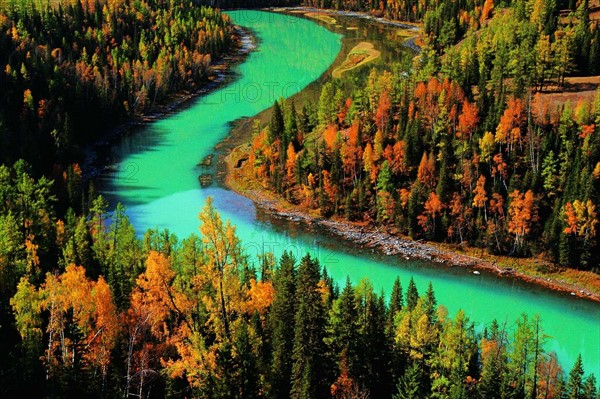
[100,10,600,376]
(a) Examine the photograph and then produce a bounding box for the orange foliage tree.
[507,190,538,251]
[418,192,444,234]
[457,100,479,141]
[417,152,436,189]
[495,97,526,154]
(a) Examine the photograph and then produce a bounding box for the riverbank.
[270,6,423,52]
[224,147,600,302]
[82,26,255,182]
[212,9,600,304]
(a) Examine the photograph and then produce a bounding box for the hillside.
[230,1,600,275]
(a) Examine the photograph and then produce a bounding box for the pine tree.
[357,286,391,397]
[388,277,403,327]
[231,322,259,399]
[290,254,328,399]
[328,278,360,381]
[269,251,297,399]
[269,100,285,143]
[566,354,585,399]
[393,363,421,399]
[406,277,419,311]
[583,374,598,399]
[318,82,337,126]
[478,320,508,399]
[423,282,437,325]
[589,25,600,75]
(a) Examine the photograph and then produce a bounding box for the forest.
[0,162,598,397]
[0,0,233,172]
[1,0,600,397]
[243,0,600,270]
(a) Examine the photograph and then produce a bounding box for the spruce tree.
[406,277,419,311]
[269,251,297,399]
[566,354,585,399]
[231,322,259,399]
[359,290,392,397]
[583,374,598,399]
[393,363,421,399]
[290,254,328,399]
[269,100,284,143]
[388,276,403,328]
[424,282,437,325]
[328,278,360,382]
[478,320,508,399]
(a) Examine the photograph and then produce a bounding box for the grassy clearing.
[396,27,417,37]
[532,75,600,121]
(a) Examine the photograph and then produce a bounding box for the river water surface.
[99,10,600,376]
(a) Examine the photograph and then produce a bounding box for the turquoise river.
[100,10,600,376]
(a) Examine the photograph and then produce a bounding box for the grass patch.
[332,41,380,78]
[305,11,337,25]
[396,28,417,37]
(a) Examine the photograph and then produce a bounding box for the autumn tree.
[473,174,488,222]
[417,152,436,189]
[418,192,443,237]
[198,196,244,340]
[507,190,538,253]
[457,100,479,141]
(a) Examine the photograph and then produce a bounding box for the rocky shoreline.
[237,183,600,302]
[223,146,600,303]
[197,9,600,304]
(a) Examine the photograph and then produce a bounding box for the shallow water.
[99,10,600,376]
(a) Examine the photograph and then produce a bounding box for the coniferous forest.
[1,176,598,398]
[0,0,232,171]
[1,0,600,398]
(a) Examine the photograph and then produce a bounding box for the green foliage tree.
[290,254,328,399]
[269,251,297,398]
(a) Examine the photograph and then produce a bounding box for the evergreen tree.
[328,278,360,382]
[290,254,328,399]
[424,282,438,325]
[232,322,259,399]
[583,374,598,399]
[406,277,419,311]
[269,100,285,143]
[566,355,585,399]
[478,320,508,399]
[358,286,392,397]
[394,363,421,399]
[318,82,337,126]
[269,251,297,399]
[388,276,404,329]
